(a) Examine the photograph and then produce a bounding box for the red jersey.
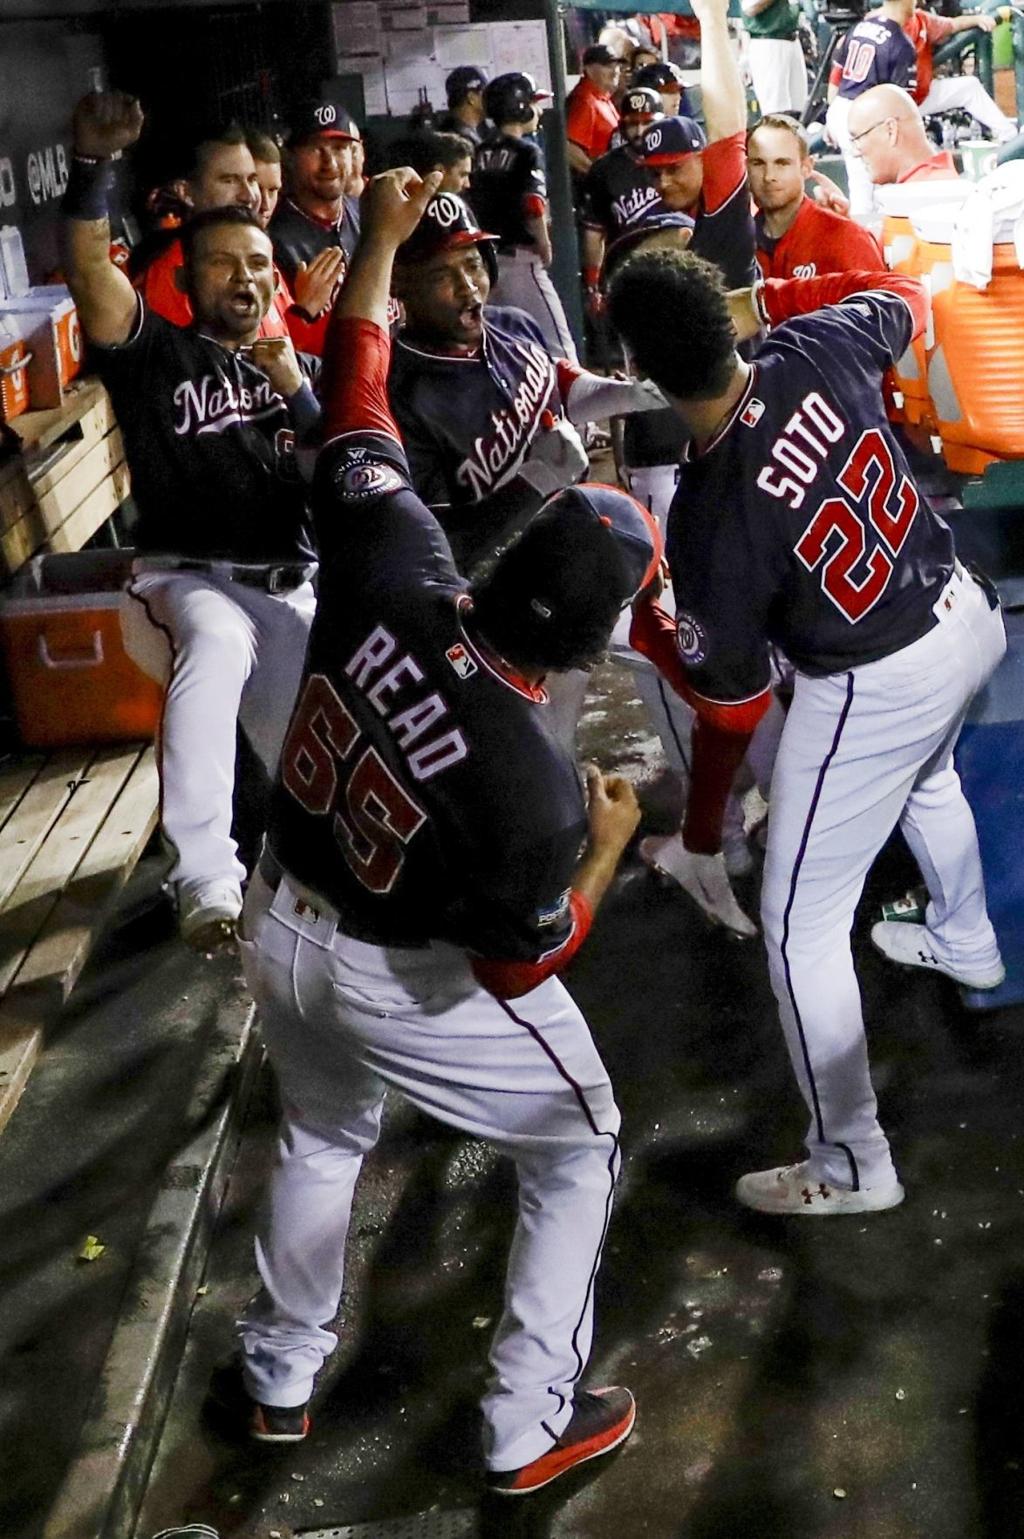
[897,148,959,183]
[566,77,620,162]
[135,236,293,337]
[756,195,885,279]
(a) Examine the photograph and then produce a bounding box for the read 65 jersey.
[667,289,955,704]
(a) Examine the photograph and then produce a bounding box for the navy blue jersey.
[835,18,917,99]
[267,427,587,958]
[389,305,560,560]
[92,300,314,562]
[665,289,954,695]
[473,133,547,250]
[580,145,661,241]
[269,195,360,290]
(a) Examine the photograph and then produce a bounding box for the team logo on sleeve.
[740,398,765,428]
[676,611,708,666]
[445,642,478,679]
[335,461,404,499]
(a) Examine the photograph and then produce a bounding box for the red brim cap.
[532,89,553,101]
[643,149,701,166]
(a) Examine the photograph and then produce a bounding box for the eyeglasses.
[849,116,895,146]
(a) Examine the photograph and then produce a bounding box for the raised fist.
[73,92,144,160]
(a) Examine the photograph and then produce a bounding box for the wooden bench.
[0,378,159,1132]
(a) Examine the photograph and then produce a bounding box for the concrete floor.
[125,663,1024,1539]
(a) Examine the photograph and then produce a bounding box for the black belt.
[140,558,317,594]
[257,848,428,949]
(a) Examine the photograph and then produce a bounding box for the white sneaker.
[176,877,243,954]
[736,1160,905,1216]
[639,834,758,938]
[870,920,1005,990]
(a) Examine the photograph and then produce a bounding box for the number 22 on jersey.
[794,429,920,623]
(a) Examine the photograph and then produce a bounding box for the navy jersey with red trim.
[472,133,547,249]
[665,289,954,701]
[580,145,661,240]
[91,300,314,562]
[267,424,588,963]
[269,196,360,289]
[389,304,559,540]
[835,18,917,98]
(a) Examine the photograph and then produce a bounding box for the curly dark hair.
[608,247,738,401]
[470,503,631,674]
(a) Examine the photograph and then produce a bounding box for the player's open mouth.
[230,292,258,314]
[460,302,483,329]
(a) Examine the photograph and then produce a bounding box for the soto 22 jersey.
[665,276,955,711]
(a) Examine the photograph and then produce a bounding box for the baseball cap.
[620,87,663,121]
[583,44,620,68]
[634,61,686,92]
[640,116,707,165]
[474,483,662,671]
[396,192,499,280]
[446,65,487,101]
[603,209,697,280]
[286,94,359,147]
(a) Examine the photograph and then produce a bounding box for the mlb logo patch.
[740,398,765,428]
[446,642,478,679]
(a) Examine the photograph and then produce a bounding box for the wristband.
[583,265,601,289]
[63,156,118,221]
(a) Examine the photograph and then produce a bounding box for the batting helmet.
[484,72,552,127]
[619,86,663,123]
[395,192,499,284]
[470,483,662,674]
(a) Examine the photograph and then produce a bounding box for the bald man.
[847,84,959,192]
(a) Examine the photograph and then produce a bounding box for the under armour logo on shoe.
[918,950,936,965]
[802,1184,832,1204]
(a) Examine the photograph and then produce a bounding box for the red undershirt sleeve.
[762,271,928,339]
[471,889,594,998]
[320,314,401,444]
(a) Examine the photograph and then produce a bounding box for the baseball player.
[437,64,489,147]
[63,93,319,952]
[565,44,623,180]
[825,3,918,218]
[748,115,886,278]
[611,248,1006,1214]
[269,93,362,356]
[473,73,578,362]
[235,166,660,1491]
[579,86,664,312]
[133,126,292,339]
[833,1,1015,143]
[388,192,663,574]
[633,60,694,123]
[741,0,808,116]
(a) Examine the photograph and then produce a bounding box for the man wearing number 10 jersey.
[611,250,1006,1217]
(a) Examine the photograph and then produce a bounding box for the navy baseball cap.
[522,483,662,614]
[446,65,487,100]
[396,192,499,281]
[620,87,663,122]
[602,209,697,281]
[287,95,360,147]
[634,61,686,92]
[640,116,707,165]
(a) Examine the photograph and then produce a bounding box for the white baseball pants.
[747,37,809,115]
[761,567,1005,1190]
[490,247,579,363]
[825,95,880,222]
[121,568,315,886]
[236,866,621,1471]
[918,75,1016,140]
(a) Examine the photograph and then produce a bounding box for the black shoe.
[249,1398,310,1443]
[486,1386,635,1496]
[206,1358,310,1443]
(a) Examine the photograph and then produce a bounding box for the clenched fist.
[73,91,144,160]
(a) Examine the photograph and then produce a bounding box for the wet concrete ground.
[132,662,1024,1539]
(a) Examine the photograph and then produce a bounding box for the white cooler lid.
[877,179,971,217]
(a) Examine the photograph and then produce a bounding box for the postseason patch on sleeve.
[535,888,572,930]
